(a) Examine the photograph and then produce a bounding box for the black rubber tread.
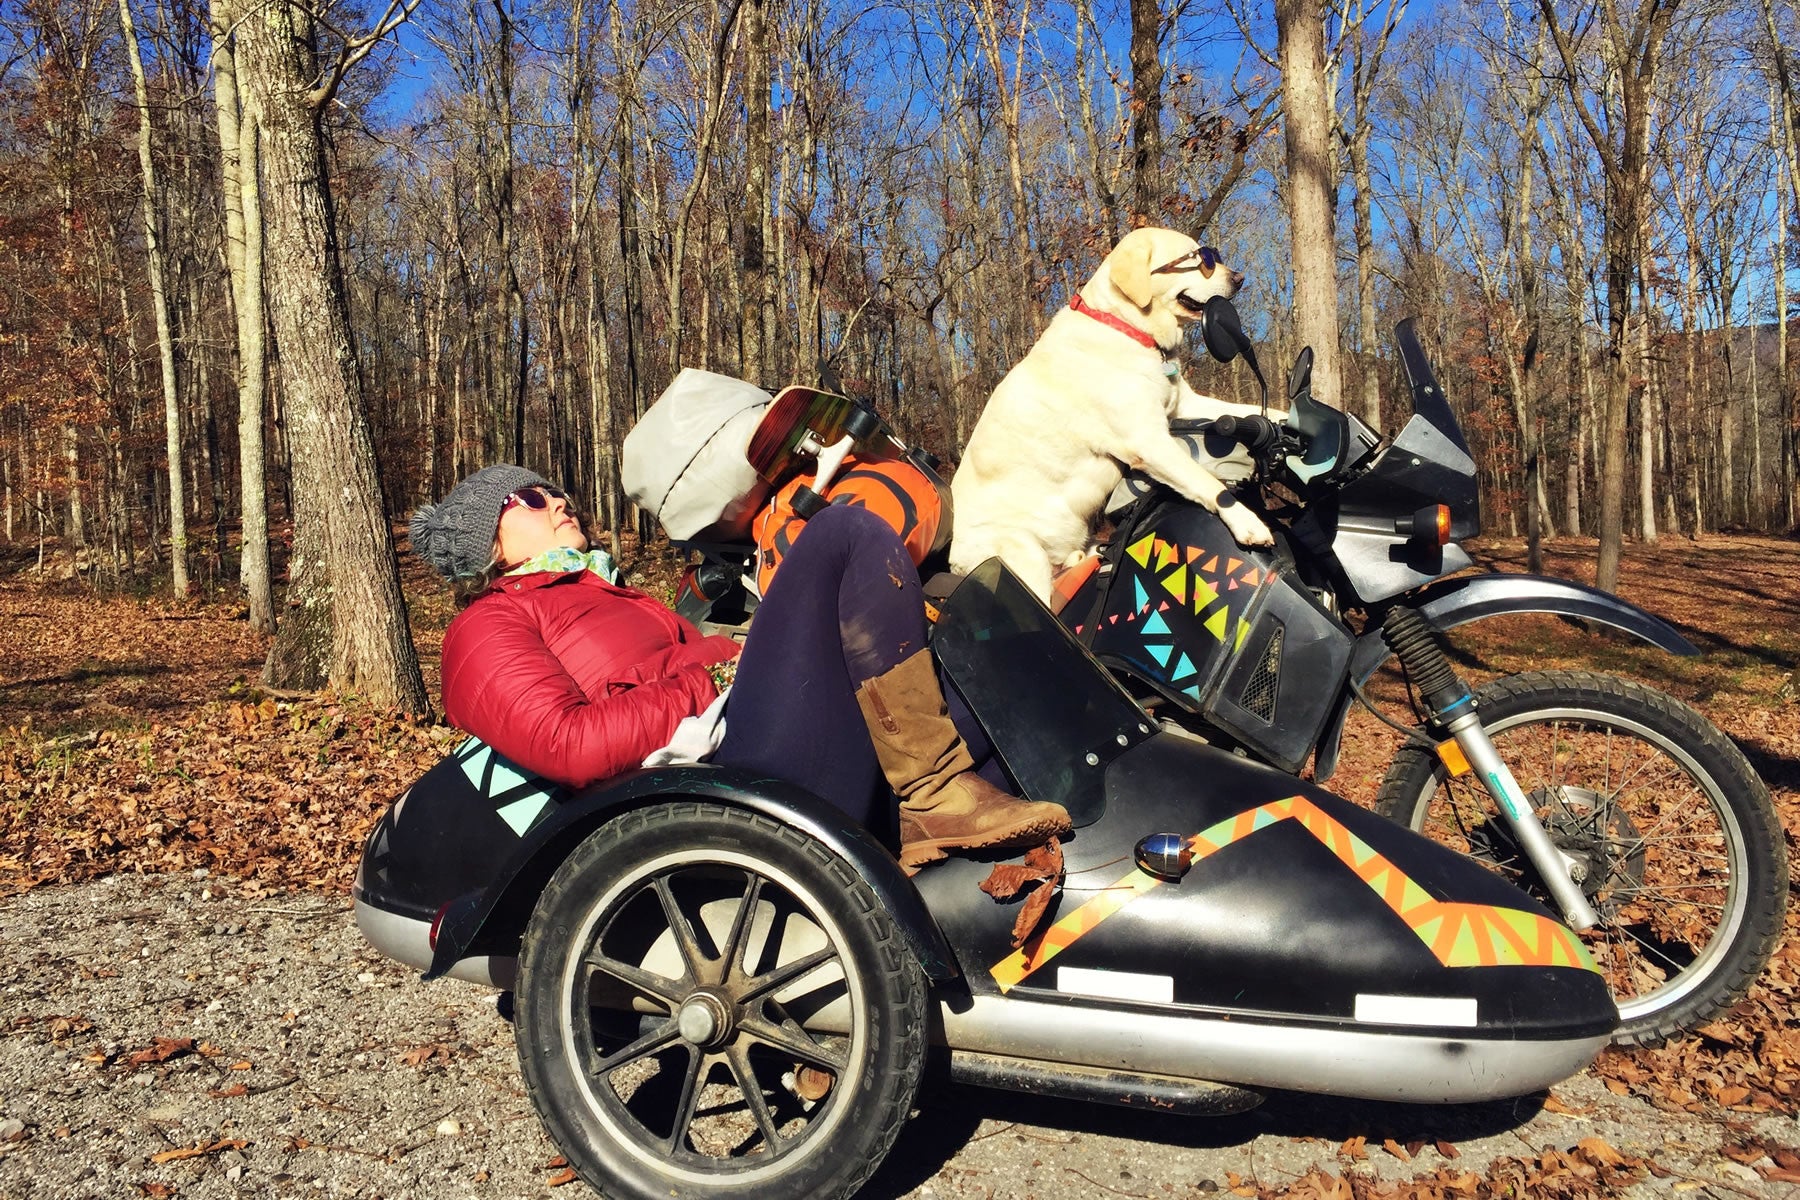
[513,801,927,1200]
[1373,670,1787,1048]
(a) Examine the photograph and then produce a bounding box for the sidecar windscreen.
[932,560,1151,827]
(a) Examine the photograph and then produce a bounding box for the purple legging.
[714,503,993,836]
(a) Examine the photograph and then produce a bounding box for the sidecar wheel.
[513,801,926,1200]
[1375,670,1786,1047]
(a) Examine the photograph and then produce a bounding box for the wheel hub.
[1528,786,1647,905]
[676,990,734,1049]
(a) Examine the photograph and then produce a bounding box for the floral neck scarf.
[504,545,621,584]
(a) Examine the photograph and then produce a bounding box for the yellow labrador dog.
[949,227,1275,600]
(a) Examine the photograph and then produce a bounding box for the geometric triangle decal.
[1134,577,1149,612]
[1162,564,1188,603]
[457,744,494,791]
[1172,651,1196,681]
[1127,534,1155,567]
[1147,643,1173,668]
[1204,608,1229,641]
[486,754,531,796]
[1142,608,1169,637]
[496,793,553,836]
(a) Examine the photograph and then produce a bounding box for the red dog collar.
[1069,293,1160,351]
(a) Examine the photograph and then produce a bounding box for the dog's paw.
[1217,501,1273,547]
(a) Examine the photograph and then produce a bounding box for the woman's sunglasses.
[500,485,568,516]
[1152,245,1222,275]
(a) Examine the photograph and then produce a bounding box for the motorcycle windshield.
[932,560,1152,827]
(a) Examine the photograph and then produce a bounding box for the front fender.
[1313,573,1697,782]
[425,764,960,983]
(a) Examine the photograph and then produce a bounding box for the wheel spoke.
[595,1018,681,1074]
[720,872,766,984]
[663,1045,707,1156]
[724,1043,785,1153]
[585,953,685,1006]
[739,945,838,1003]
[654,875,709,980]
[739,1014,850,1072]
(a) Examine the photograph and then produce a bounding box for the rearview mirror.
[1200,296,1245,365]
[1201,296,1267,411]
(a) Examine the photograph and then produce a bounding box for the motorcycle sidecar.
[351,560,1615,1200]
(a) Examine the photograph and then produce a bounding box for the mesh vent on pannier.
[1240,623,1284,721]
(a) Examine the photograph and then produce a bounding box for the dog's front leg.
[1128,439,1274,548]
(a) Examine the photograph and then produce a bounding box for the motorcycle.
[671,302,1786,1049]
[355,555,1617,1200]
[1059,298,1786,1048]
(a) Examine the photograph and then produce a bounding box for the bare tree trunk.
[1538,0,1678,594]
[226,0,429,713]
[1636,250,1658,543]
[740,0,770,382]
[119,0,187,595]
[213,20,274,631]
[1128,0,1163,224]
[1278,0,1341,407]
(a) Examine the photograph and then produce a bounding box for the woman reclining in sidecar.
[405,463,1070,872]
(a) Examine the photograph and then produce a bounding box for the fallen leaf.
[547,1167,578,1187]
[228,1061,252,1071]
[149,1138,247,1164]
[1338,1136,1367,1160]
[1435,1140,1461,1159]
[208,1084,248,1099]
[125,1037,193,1067]
[1383,1137,1412,1162]
[1575,1136,1626,1166]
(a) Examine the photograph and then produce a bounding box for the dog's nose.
[1229,269,1245,295]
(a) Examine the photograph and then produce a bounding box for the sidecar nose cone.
[1136,833,1194,880]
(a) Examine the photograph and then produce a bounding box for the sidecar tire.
[1375,670,1786,1048]
[513,801,927,1200]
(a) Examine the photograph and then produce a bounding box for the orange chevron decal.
[988,794,1597,992]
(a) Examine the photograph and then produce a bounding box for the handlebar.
[1209,414,1284,455]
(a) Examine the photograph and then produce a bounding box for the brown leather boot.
[855,650,1073,873]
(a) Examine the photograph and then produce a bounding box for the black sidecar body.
[352,561,1615,1199]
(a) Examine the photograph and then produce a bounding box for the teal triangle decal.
[486,754,532,796]
[496,794,552,836]
[458,744,493,790]
[1134,577,1149,612]
[1173,652,1196,681]
[1142,609,1169,637]
[1147,643,1172,667]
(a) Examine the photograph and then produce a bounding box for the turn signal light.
[1398,504,1453,546]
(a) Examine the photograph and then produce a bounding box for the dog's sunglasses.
[1152,245,1222,275]
[499,485,569,517]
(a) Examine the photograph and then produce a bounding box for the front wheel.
[514,801,927,1200]
[1374,670,1786,1047]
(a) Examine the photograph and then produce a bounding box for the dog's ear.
[1111,235,1157,309]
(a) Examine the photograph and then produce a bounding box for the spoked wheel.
[1375,671,1786,1047]
[515,802,926,1200]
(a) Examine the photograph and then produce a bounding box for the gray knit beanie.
[409,464,552,583]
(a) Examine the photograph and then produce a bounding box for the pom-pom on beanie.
[409,464,552,583]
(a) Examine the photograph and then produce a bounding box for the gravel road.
[0,873,1792,1200]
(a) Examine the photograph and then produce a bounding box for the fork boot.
[854,649,1073,872]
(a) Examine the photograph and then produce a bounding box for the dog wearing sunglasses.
[948,227,1274,602]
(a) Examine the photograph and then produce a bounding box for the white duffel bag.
[623,369,773,542]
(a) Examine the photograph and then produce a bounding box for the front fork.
[1381,608,1600,931]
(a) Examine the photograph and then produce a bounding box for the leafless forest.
[0,0,1796,709]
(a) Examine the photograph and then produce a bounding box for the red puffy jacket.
[440,570,741,788]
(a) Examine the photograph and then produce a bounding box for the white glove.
[641,687,731,767]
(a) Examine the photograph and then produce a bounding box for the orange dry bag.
[753,453,949,595]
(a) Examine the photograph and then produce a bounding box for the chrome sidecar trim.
[362,896,1604,1103]
[935,994,1608,1104]
[354,899,517,990]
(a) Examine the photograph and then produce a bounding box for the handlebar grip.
[1210,414,1282,452]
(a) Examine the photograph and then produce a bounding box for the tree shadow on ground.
[864,1078,1544,1198]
